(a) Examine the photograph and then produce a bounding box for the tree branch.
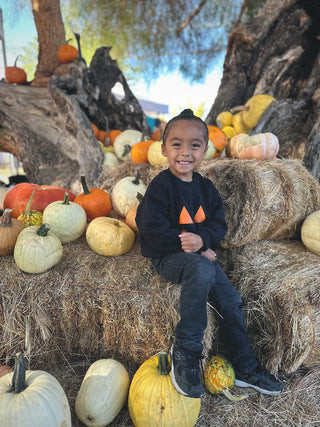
[176,0,208,37]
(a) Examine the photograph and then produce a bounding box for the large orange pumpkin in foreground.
[3,183,76,218]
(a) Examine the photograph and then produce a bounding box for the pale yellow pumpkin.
[227,132,279,160]
[86,217,135,256]
[75,359,130,426]
[232,111,251,134]
[301,210,320,256]
[111,170,147,217]
[147,140,168,166]
[42,192,87,243]
[216,111,233,129]
[204,139,216,160]
[14,223,63,273]
[113,129,142,161]
[231,94,275,130]
[128,352,201,427]
[0,352,71,427]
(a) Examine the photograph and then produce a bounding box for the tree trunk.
[31,0,66,87]
[206,0,320,181]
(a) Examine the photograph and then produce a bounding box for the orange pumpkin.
[207,125,228,158]
[3,183,76,219]
[106,130,122,147]
[74,176,112,221]
[130,139,154,164]
[91,123,99,138]
[5,56,27,84]
[97,130,109,145]
[125,192,143,236]
[0,364,13,378]
[58,43,79,63]
[227,132,279,160]
[150,128,161,141]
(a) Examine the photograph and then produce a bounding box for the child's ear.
[203,144,208,158]
[161,143,168,157]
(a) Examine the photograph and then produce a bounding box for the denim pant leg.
[152,252,215,354]
[208,263,258,373]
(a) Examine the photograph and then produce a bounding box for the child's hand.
[179,232,203,253]
[200,248,216,262]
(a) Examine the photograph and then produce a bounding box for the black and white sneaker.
[234,365,284,395]
[170,344,203,398]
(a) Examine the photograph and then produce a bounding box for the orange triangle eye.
[179,206,194,224]
[194,206,206,223]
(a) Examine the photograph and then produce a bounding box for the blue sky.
[0,5,223,118]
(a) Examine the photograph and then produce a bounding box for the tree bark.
[31,0,66,87]
[205,0,320,180]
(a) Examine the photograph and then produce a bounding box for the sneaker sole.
[234,379,283,395]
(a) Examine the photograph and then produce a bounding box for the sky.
[0,5,224,119]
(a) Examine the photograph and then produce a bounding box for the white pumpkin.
[14,223,63,273]
[111,170,147,217]
[75,359,130,426]
[301,210,320,256]
[113,129,142,161]
[42,192,87,244]
[0,352,71,427]
[205,139,216,160]
[103,151,120,168]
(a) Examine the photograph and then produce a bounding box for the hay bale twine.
[219,239,320,374]
[98,158,320,248]
[0,237,216,370]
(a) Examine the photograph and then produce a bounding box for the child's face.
[161,120,208,181]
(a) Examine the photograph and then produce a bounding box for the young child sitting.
[135,109,283,399]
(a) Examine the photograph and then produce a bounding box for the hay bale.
[219,239,320,374]
[0,237,216,370]
[98,158,320,248]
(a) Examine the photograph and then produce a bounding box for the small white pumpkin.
[0,352,71,427]
[301,210,320,256]
[103,151,120,168]
[14,223,63,273]
[111,170,147,217]
[75,359,130,426]
[42,192,87,244]
[113,129,142,161]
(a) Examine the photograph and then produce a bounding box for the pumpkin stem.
[25,190,36,214]
[122,144,132,157]
[80,176,91,195]
[157,352,171,376]
[63,192,70,205]
[10,352,27,394]
[229,105,249,114]
[222,388,248,401]
[13,55,21,68]
[132,170,141,185]
[0,209,14,227]
[135,192,144,204]
[36,223,50,236]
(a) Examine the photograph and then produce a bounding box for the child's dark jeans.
[152,252,258,374]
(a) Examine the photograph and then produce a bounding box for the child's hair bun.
[179,109,194,117]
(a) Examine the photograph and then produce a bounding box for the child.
[135,109,283,399]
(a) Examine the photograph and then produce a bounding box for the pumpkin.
[125,192,144,236]
[3,183,76,219]
[99,141,115,153]
[130,139,154,164]
[231,94,275,130]
[128,352,201,427]
[222,125,237,139]
[204,139,216,160]
[111,170,147,217]
[17,190,43,227]
[14,223,63,273]
[0,352,71,427]
[216,111,233,129]
[204,355,248,402]
[301,210,320,256]
[113,129,142,161]
[150,128,161,141]
[75,359,130,426]
[86,217,135,256]
[97,130,109,145]
[74,176,112,221]
[103,151,120,168]
[106,129,122,146]
[147,140,168,166]
[232,111,251,134]
[42,192,87,243]
[58,43,78,63]
[207,125,228,158]
[5,56,27,84]
[227,132,279,160]
[91,123,99,138]
[0,209,25,256]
